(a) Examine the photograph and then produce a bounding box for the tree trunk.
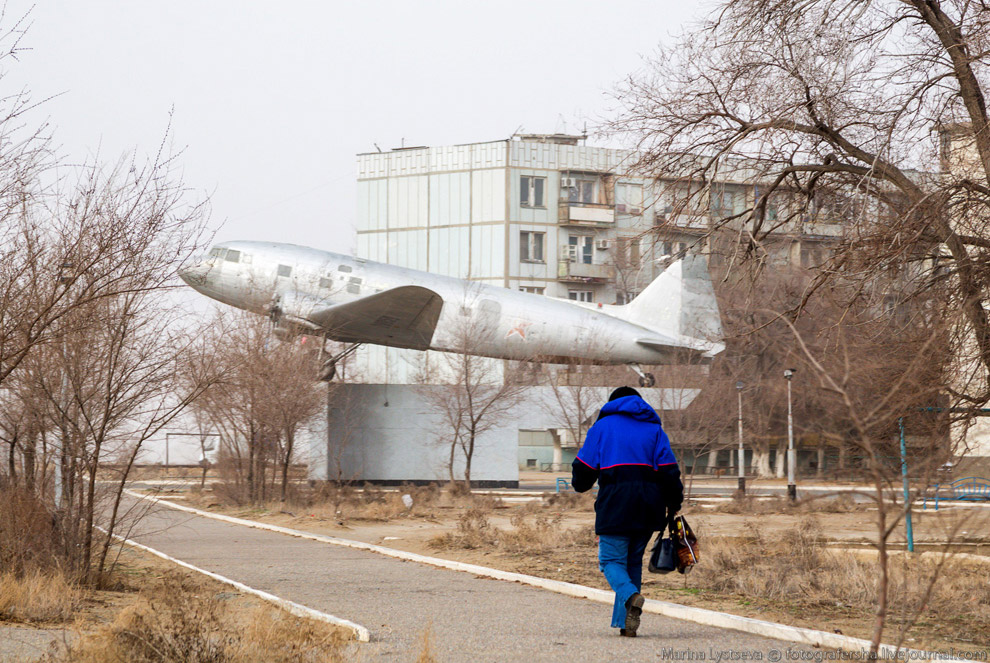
[755,444,773,478]
[23,434,35,492]
[448,437,457,484]
[775,440,786,478]
[463,430,474,492]
[280,430,294,502]
[817,441,825,479]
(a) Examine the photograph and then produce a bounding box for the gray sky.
[8,1,706,252]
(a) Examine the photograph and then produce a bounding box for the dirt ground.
[173,489,990,653]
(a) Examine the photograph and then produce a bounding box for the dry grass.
[707,493,870,514]
[666,518,990,645]
[192,482,506,524]
[0,487,62,576]
[0,570,81,624]
[416,625,436,663]
[57,572,349,663]
[429,508,595,553]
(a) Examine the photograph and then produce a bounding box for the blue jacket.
[571,395,683,535]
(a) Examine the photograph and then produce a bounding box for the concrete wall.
[308,385,697,486]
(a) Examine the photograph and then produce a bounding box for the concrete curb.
[832,547,990,566]
[106,526,371,642]
[127,490,961,661]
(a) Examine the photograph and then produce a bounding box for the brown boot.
[624,593,645,635]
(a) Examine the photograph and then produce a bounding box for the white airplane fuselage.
[180,241,723,366]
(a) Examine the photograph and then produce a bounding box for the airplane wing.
[308,285,444,350]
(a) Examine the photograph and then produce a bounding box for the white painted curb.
[106,527,370,642]
[127,490,963,661]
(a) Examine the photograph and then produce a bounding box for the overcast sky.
[6,1,707,252]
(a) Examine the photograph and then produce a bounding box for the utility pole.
[736,381,745,493]
[784,368,797,501]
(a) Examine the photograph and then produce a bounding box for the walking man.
[571,386,683,637]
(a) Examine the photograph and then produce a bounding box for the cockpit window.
[209,248,224,258]
[277,265,292,278]
[225,249,240,263]
[339,264,353,273]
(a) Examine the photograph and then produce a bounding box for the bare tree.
[538,362,608,469]
[189,311,325,504]
[416,292,528,490]
[607,0,990,432]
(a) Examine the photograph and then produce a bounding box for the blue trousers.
[598,532,652,628]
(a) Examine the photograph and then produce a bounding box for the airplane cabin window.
[277,264,292,278]
[209,248,221,257]
[225,249,240,263]
[339,265,353,273]
[319,277,333,289]
[346,277,362,294]
[241,254,252,264]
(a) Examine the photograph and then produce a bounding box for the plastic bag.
[672,514,699,574]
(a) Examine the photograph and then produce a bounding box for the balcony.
[801,220,844,237]
[558,201,615,227]
[557,259,615,283]
[654,210,708,232]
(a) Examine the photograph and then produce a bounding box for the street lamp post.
[54,261,74,510]
[784,368,797,501]
[736,381,745,494]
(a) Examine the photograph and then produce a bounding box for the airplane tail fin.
[618,253,725,357]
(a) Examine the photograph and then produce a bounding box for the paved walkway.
[0,626,69,662]
[130,502,816,663]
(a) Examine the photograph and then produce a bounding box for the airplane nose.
[179,259,211,286]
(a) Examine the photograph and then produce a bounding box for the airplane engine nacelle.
[271,321,300,343]
[269,291,324,337]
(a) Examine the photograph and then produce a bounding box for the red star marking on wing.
[506,321,533,341]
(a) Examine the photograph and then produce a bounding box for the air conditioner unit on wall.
[563,245,578,261]
[629,206,642,215]
[595,239,610,250]
[561,177,576,188]
[615,204,627,213]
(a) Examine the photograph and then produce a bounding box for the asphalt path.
[129,499,819,663]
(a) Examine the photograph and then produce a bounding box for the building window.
[520,231,545,262]
[519,285,545,295]
[711,186,737,216]
[277,264,292,278]
[521,176,546,207]
[615,182,644,214]
[568,235,593,264]
[567,179,596,204]
[617,291,640,305]
[660,241,687,257]
[569,290,594,303]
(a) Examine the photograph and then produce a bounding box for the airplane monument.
[179,241,725,385]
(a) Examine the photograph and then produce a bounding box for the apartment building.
[305,135,850,483]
